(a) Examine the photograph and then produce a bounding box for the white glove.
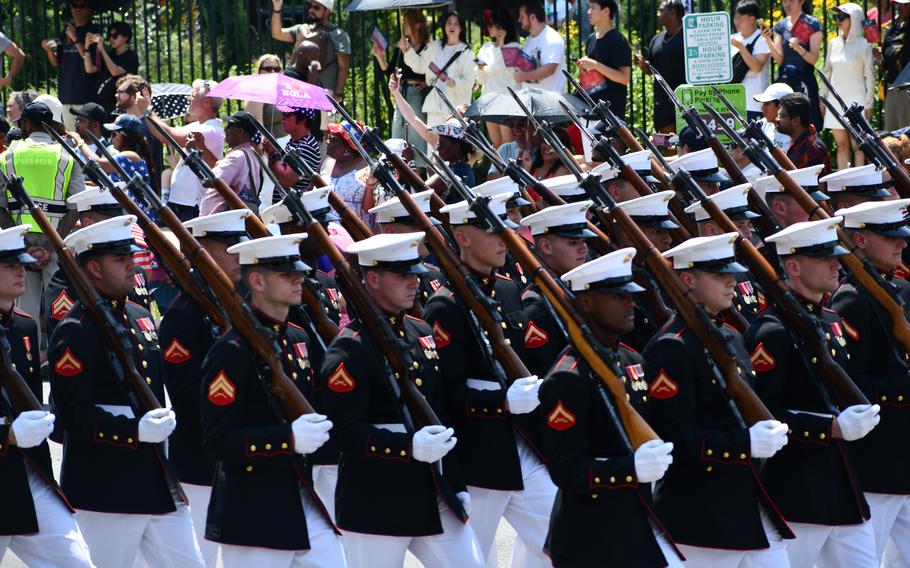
[836,404,881,441]
[292,413,333,455]
[10,410,55,449]
[749,419,789,458]
[456,491,472,515]
[138,408,177,443]
[633,439,674,483]
[411,425,457,463]
[507,376,542,414]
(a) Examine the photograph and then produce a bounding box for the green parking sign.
[683,12,733,85]
[674,84,746,145]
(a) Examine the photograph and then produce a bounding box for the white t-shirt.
[759,117,791,152]
[166,118,225,207]
[731,30,770,113]
[521,25,566,93]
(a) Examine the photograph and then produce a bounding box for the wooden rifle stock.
[679,171,869,407]
[0,333,43,413]
[2,172,161,412]
[136,189,316,418]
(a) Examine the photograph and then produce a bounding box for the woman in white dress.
[822,2,875,169]
[475,10,521,149]
[402,11,475,153]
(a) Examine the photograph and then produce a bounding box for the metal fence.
[0,0,885,135]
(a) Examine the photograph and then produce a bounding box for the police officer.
[751,165,827,229]
[261,187,343,325]
[538,248,682,567]
[200,234,343,567]
[612,190,678,353]
[0,101,85,320]
[0,224,94,567]
[422,192,555,568]
[684,184,765,322]
[48,215,203,568]
[159,208,250,568]
[746,217,880,567]
[518,201,595,377]
[369,188,448,305]
[643,233,794,566]
[320,232,483,567]
[42,186,151,337]
[831,199,910,565]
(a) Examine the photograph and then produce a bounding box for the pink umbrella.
[206,73,334,111]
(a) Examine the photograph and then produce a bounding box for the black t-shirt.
[383,45,427,84]
[647,29,686,111]
[97,49,140,113]
[584,28,632,121]
[56,23,102,104]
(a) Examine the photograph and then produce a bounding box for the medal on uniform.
[23,336,32,361]
[625,363,647,392]
[136,317,155,342]
[293,342,310,369]
[737,281,756,305]
[418,335,437,360]
[830,321,848,348]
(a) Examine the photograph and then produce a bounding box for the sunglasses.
[832,12,848,21]
[260,66,281,73]
[108,32,120,39]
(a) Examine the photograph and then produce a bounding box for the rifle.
[735,117,910,355]
[672,163,869,408]
[428,150,659,449]
[0,329,43,414]
[142,116,273,238]
[568,137,776,426]
[818,95,910,199]
[1,168,161,413]
[127,181,318,420]
[709,85,796,171]
[408,88,613,253]
[250,117,372,242]
[54,127,230,334]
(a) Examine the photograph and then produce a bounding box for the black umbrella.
[464,87,587,126]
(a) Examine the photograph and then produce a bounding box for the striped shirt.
[275,134,322,204]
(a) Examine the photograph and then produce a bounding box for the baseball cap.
[224,111,258,138]
[33,94,64,125]
[311,0,334,10]
[753,83,794,103]
[70,102,110,125]
[104,114,146,135]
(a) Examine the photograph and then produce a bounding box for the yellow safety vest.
[0,139,74,232]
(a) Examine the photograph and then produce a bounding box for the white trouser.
[313,464,339,522]
[220,487,345,568]
[342,502,482,568]
[677,508,789,568]
[786,519,876,568]
[183,483,218,568]
[75,503,204,568]
[0,467,94,568]
[865,492,910,565]
[469,435,556,568]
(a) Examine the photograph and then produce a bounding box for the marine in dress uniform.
[751,165,828,229]
[159,208,251,568]
[48,215,203,568]
[612,190,678,353]
[261,188,343,326]
[369,188,449,305]
[0,224,94,568]
[589,161,646,204]
[685,184,766,323]
[517,201,595,377]
[821,165,892,212]
[538,248,682,568]
[42,187,151,338]
[668,148,731,196]
[745,217,880,568]
[200,234,344,568]
[830,199,910,564]
[320,232,484,568]
[473,177,535,292]
[643,233,795,567]
[422,192,557,568]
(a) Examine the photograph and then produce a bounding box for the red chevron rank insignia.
[327,362,355,393]
[842,319,860,341]
[432,322,451,348]
[54,348,83,377]
[208,371,236,406]
[649,370,679,399]
[524,321,549,349]
[750,342,776,372]
[547,401,576,431]
[163,338,191,364]
[51,290,74,321]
